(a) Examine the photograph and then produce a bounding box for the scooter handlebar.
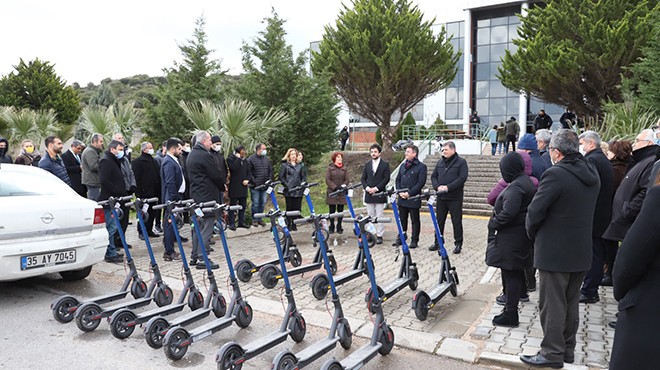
[328,183,361,197]
[285,210,301,217]
[253,213,266,219]
[254,180,281,191]
[172,207,186,214]
[293,218,311,225]
[228,205,242,211]
[199,201,217,208]
[373,187,408,197]
[324,212,345,220]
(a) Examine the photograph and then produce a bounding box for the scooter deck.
[243,329,290,356]
[339,342,382,369]
[168,307,212,328]
[100,297,153,318]
[428,281,453,303]
[133,302,187,325]
[189,314,235,342]
[286,261,323,276]
[88,290,130,306]
[333,268,366,286]
[295,336,339,366]
[383,277,411,300]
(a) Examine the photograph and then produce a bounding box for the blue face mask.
[116,150,125,160]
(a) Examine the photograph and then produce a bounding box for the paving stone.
[470,326,492,339]
[436,338,477,363]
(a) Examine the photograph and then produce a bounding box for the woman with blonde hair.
[279,148,306,230]
[14,139,41,166]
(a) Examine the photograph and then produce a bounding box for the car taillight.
[94,208,105,224]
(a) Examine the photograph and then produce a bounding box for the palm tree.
[179,99,221,134]
[0,106,12,139]
[3,108,38,149]
[77,105,119,143]
[34,109,59,142]
[113,100,142,141]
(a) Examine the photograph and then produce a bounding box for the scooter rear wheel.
[378,325,395,355]
[52,295,79,323]
[217,343,245,370]
[310,274,329,300]
[259,265,280,289]
[75,302,102,332]
[289,248,303,268]
[154,285,174,307]
[144,317,169,349]
[164,327,190,361]
[235,259,254,282]
[235,302,253,328]
[413,291,431,321]
[320,359,343,370]
[337,318,353,349]
[328,255,338,275]
[273,351,297,370]
[365,286,385,314]
[289,313,306,343]
[110,309,136,339]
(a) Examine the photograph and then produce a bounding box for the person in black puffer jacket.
[279,148,306,230]
[394,144,427,249]
[247,143,273,226]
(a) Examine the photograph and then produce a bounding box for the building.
[313,0,565,149]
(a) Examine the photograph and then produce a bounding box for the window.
[444,21,465,120]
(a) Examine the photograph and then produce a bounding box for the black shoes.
[564,353,575,364]
[600,274,613,286]
[163,252,181,261]
[428,244,439,251]
[452,245,462,254]
[179,236,189,242]
[579,294,600,304]
[496,292,530,306]
[492,310,519,327]
[147,231,160,238]
[191,259,219,270]
[608,320,617,329]
[154,225,163,233]
[238,224,250,229]
[409,242,418,249]
[520,353,563,369]
[336,227,343,234]
[105,254,123,263]
[228,225,237,231]
[376,236,383,245]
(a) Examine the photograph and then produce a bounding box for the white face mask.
[213,145,222,152]
[261,149,267,156]
[146,149,155,156]
[578,145,586,156]
[183,147,191,153]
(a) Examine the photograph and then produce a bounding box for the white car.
[0,164,108,282]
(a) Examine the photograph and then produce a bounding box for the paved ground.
[96,210,613,369]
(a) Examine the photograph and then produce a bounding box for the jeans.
[491,142,497,155]
[104,209,119,257]
[191,216,214,261]
[250,188,268,221]
[87,186,101,201]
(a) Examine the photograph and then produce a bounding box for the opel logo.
[41,213,54,224]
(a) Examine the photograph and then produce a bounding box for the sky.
[1,0,441,87]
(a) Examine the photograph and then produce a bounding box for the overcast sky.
[1,0,441,87]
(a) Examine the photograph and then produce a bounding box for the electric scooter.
[74,196,175,332]
[259,182,337,289]
[50,195,145,324]
[141,201,227,349]
[107,198,205,339]
[162,202,253,361]
[271,212,353,369]
[364,187,419,309]
[215,209,307,369]
[411,190,459,321]
[234,180,303,283]
[320,215,395,370]
[310,183,375,300]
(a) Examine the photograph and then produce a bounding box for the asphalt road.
[0,267,498,370]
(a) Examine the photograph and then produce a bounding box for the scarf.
[335,162,343,168]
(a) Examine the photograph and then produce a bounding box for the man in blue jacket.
[39,136,72,186]
[430,141,468,254]
[394,144,427,249]
[161,138,184,262]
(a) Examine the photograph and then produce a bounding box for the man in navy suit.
[161,138,184,261]
[61,140,87,197]
[361,143,390,244]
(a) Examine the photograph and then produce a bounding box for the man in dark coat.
[486,152,536,327]
[430,141,468,254]
[521,129,600,369]
[39,136,72,186]
[505,117,519,153]
[132,141,161,240]
[577,131,614,303]
[227,145,250,230]
[161,138,185,261]
[517,133,550,180]
[533,109,553,132]
[469,111,481,138]
[394,144,427,249]
[186,131,224,269]
[247,143,273,226]
[98,140,129,263]
[210,135,228,203]
[61,140,87,197]
[603,129,658,243]
[535,129,553,169]
[609,183,660,370]
[0,137,12,164]
[361,143,390,244]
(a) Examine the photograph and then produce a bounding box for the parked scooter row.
[50,183,459,369]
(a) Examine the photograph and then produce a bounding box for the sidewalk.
[97,213,612,369]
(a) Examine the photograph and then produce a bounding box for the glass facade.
[444,21,465,120]
[471,7,521,128]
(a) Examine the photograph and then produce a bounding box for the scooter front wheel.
[75,302,102,332]
[378,325,395,355]
[235,259,254,282]
[217,342,245,370]
[310,274,329,300]
[337,318,353,349]
[289,313,306,343]
[234,302,253,328]
[413,291,431,321]
[328,255,338,275]
[110,309,137,339]
[272,350,297,370]
[289,248,303,268]
[365,286,385,314]
[188,290,204,311]
[154,285,174,307]
[51,295,79,323]
[212,293,227,318]
[131,278,148,299]
[320,359,343,370]
[144,317,169,349]
[450,269,459,297]
[164,327,190,361]
[259,265,281,289]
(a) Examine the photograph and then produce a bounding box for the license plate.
[21,250,76,270]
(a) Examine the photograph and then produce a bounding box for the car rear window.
[0,170,75,197]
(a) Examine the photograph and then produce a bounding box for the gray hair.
[71,139,85,148]
[140,141,152,152]
[639,129,655,142]
[550,129,579,155]
[90,133,103,144]
[578,130,601,147]
[535,129,552,145]
[194,130,210,144]
[443,141,456,150]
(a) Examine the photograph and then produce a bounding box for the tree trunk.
[380,121,393,153]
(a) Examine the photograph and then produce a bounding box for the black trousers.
[114,204,130,246]
[603,239,619,276]
[501,269,526,312]
[285,196,303,229]
[328,204,344,229]
[435,198,463,246]
[228,197,247,227]
[505,134,517,153]
[581,236,606,296]
[398,205,420,242]
[136,206,158,236]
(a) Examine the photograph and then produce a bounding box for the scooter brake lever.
[394,246,400,262]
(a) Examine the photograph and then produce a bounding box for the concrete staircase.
[422,153,501,217]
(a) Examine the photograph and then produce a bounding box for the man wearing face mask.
[98,139,129,263]
[39,135,72,186]
[210,135,228,203]
[112,133,136,249]
[0,137,12,164]
[247,143,273,227]
[132,141,162,240]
